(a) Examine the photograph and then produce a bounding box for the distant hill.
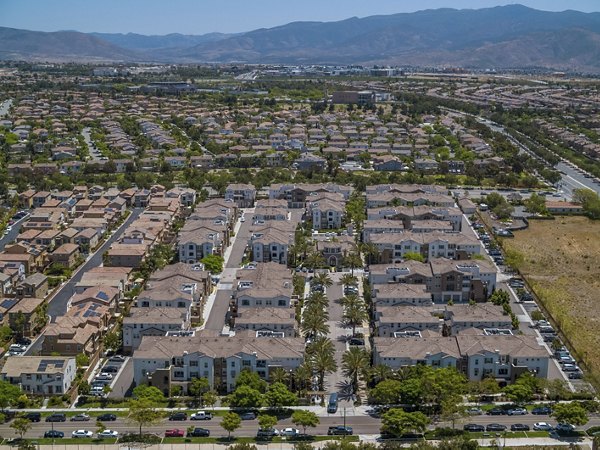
[3,5,600,72]
[90,31,233,51]
[0,27,137,62]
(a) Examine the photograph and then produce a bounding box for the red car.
[165,429,185,437]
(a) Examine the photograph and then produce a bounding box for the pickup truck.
[190,411,213,420]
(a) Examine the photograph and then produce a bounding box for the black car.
[168,412,187,421]
[511,424,530,431]
[487,408,506,416]
[328,426,353,436]
[187,427,210,437]
[97,413,117,422]
[463,424,485,432]
[486,424,507,432]
[22,412,40,422]
[532,406,552,415]
[45,413,66,422]
[15,337,31,346]
[101,366,119,373]
[44,430,65,438]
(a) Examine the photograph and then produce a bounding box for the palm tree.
[293,362,314,394]
[305,251,326,271]
[313,272,333,289]
[340,293,360,308]
[339,273,358,287]
[342,347,370,394]
[310,348,337,392]
[270,367,291,386]
[343,301,369,336]
[301,310,330,338]
[361,242,380,265]
[305,291,328,309]
[343,251,362,276]
[368,364,395,387]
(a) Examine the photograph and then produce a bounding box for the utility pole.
[343,407,346,429]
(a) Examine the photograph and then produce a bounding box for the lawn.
[502,216,600,388]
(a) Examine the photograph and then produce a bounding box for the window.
[242,360,251,367]
[242,300,250,306]
[231,361,235,368]
[474,368,479,376]
[484,357,493,364]
[278,300,286,306]
[190,361,198,367]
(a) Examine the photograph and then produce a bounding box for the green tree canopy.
[236,369,268,393]
[381,409,430,437]
[551,402,589,426]
[221,411,242,439]
[227,385,264,408]
[264,382,298,408]
[369,379,403,405]
[258,414,278,431]
[291,410,320,434]
[128,398,164,436]
[132,385,165,405]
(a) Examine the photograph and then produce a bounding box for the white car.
[72,430,93,438]
[555,423,575,432]
[280,428,300,437]
[533,422,553,431]
[97,430,119,438]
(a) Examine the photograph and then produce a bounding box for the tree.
[102,331,121,351]
[302,310,329,338]
[200,254,224,273]
[552,402,589,426]
[361,242,380,265]
[78,380,91,396]
[440,396,467,429]
[221,411,242,439]
[381,409,430,437]
[264,382,298,407]
[258,414,278,431]
[524,193,548,215]
[341,347,370,395]
[269,367,291,386]
[291,410,319,435]
[203,390,218,409]
[485,192,506,209]
[313,272,332,289]
[503,383,533,404]
[188,377,210,405]
[343,251,362,276]
[227,385,264,408]
[75,353,89,368]
[128,398,164,436]
[0,380,22,411]
[132,385,165,405]
[369,379,403,405]
[573,188,600,219]
[308,338,337,391]
[403,252,425,263]
[10,418,31,440]
[236,369,268,392]
[368,365,394,387]
[305,251,326,271]
[340,274,358,287]
[342,301,368,336]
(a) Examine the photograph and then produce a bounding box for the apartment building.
[1,356,76,395]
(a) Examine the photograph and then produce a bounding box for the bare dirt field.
[503,216,600,387]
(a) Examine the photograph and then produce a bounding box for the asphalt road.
[0,214,29,252]
[81,127,103,162]
[555,160,600,198]
[0,412,596,439]
[25,208,144,355]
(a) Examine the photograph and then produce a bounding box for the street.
[0,410,595,439]
[0,214,29,252]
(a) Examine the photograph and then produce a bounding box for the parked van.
[327,393,338,414]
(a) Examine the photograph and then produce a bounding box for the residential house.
[50,243,80,269]
[122,307,190,354]
[225,184,257,208]
[0,356,76,395]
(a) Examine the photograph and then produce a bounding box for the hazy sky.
[1,0,598,35]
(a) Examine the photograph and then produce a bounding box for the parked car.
[97,430,119,438]
[45,413,66,422]
[466,407,483,415]
[22,412,40,422]
[257,428,280,438]
[168,412,187,421]
[507,407,528,415]
[165,429,185,438]
[187,427,210,437]
[97,413,117,422]
[240,412,257,420]
[108,355,125,363]
[568,371,584,379]
[44,430,64,438]
[190,411,212,420]
[463,424,485,432]
[511,424,530,431]
[72,430,93,438]
[533,422,554,431]
[71,414,91,422]
[280,428,300,437]
[101,366,119,373]
[486,424,507,432]
[562,364,580,372]
[487,408,506,416]
[328,426,353,436]
[532,407,552,415]
[15,337,31,346]
[95,373,113,381]
[555,423,576,432]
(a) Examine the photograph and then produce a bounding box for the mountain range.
[3,5,600,72]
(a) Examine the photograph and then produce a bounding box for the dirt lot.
[503,216,600,388]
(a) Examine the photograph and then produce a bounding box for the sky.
[0,0,599,35]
